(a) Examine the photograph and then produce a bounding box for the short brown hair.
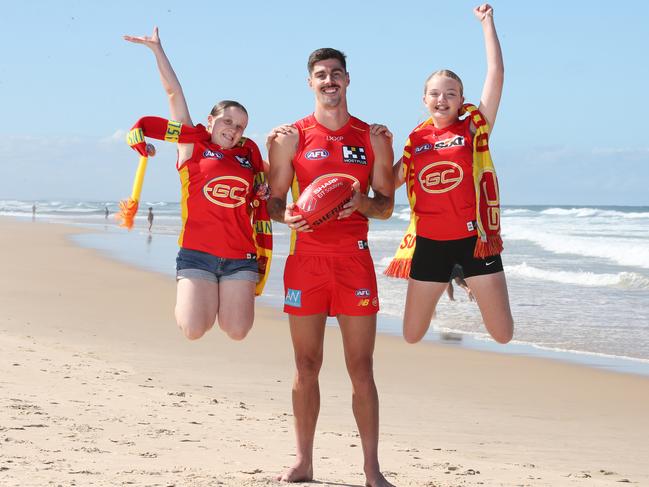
[307,48,347,74]
[210,100,248,117]
[423,70,464,96]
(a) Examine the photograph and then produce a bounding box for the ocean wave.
[503,226,649,269]
[502,208,533,215]
[368,229,408,241]
[394,207,412,221]
[541,207,649,219]
[506,263,649,290]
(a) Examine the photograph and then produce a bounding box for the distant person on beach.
[104,206,109,219]
[385,4,513,345]
[124,27,272,342]
[31,203,36,219]
[147,207,154,232]
[446,264,475,302]
[267,48,395,485]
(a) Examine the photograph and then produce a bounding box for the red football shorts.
[283,253,379,316]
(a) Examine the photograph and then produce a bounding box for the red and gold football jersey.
[290,114,374,255]
[178,137,263,258]
[404,117,477,240]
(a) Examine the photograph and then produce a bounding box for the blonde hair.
[423,70,464,95]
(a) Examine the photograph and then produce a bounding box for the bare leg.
[174,277,218,340]
[338,314,394,487]
[402,279,448,344]
[216,279,256,341]
[278,313,327,482]
[465,271,514,343]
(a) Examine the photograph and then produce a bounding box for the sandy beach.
[1,217,648,486]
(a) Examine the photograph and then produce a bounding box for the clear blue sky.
[2,0,648,205]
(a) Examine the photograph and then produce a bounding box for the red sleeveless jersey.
[177,137,262,258]
[290,114,374,255]
[405,117,476,240]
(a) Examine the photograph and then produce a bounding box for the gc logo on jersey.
[305,149,329,160]
[342,145,367,165]
[203,176,250,208]
[203,149,224,159]
[418,161,463,194]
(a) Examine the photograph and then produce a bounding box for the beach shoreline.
[63,217,649,378]
[2,216,649,486]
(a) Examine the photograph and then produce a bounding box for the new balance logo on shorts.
[284,288,302,307]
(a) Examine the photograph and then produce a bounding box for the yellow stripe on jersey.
[288,174,300,256]
[177,165,190,247]
[402,137,412,159]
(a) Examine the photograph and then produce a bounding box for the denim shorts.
[176,247,259,283]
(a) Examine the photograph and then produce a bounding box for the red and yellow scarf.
[124,116,272,295]
[384,104,502,279]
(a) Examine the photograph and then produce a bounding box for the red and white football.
[294,174,354,228]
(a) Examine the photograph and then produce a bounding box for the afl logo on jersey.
[418,161,463,194]
[203,176,250,208]
[203,149,224,159]
[305,149,329,160]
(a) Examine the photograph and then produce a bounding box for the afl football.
[294,174,354,228]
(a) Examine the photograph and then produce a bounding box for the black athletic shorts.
[409,235,504,282]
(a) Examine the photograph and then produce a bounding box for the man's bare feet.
[277,461,313,483]
[365,471,396,487]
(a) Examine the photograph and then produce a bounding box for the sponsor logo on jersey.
[235,155,253,169]
[342,145,367,165]
[418,161,463,194]
[203,149,224,159]
[285,288,302,307]
[203,176,250,208]
[466,220,475,231]
[355,288,371,297]
[305,149,330,160]
[327,135,344,142]
[433,135,465,150]
[415,143,433,154]
[357,240,369,250]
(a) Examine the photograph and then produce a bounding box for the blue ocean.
[3,200,649,375]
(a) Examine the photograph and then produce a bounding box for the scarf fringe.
[116,198,139,230]
[473,235,503,259]
[383,258,411,279]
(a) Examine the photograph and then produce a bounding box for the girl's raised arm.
[124,27,192,126]
[475,4,504,130]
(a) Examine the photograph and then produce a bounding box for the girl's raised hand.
[473,4,493,22]
[123,26,161,49]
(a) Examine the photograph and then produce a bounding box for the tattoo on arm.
[360,190,393,220]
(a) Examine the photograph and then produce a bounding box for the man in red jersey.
[268,48,395,486]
